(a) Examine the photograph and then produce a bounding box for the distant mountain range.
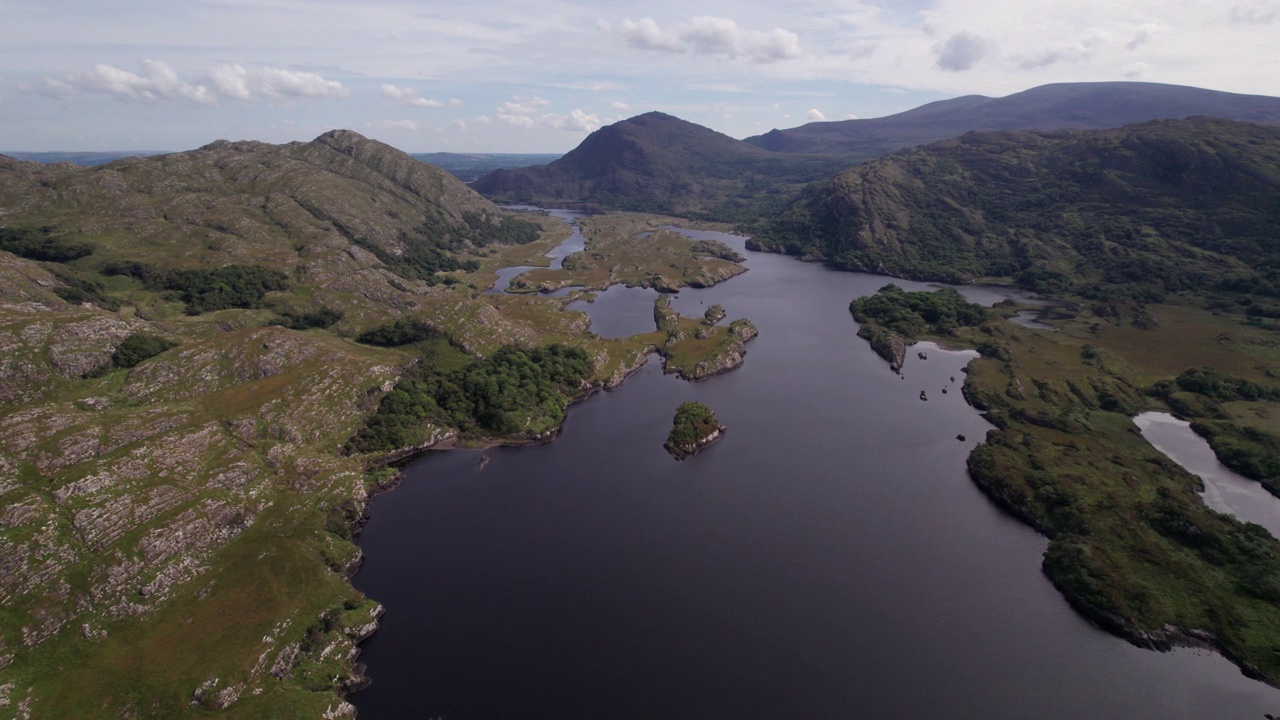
[751,116,1280,296]
[2,151,170,165]
[744,81,1280,159]
[472,82,1280,219]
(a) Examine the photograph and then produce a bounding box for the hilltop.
[752,117,1280,297]
[471,112,847,220]
[745,81,1280,160]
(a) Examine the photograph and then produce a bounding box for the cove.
[1135,411,1280,537]
[352,222,1280,719]
[486,207,588,295]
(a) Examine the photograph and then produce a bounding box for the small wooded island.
[664,401,726,460]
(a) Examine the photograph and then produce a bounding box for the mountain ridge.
[744,81,1280,159]
[750,116,1280,295]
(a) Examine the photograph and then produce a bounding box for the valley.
[5,79,1280,718]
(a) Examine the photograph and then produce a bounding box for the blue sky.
[1,0,1277,153]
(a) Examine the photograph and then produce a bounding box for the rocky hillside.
[745,81,1280,159]
[472,112,846,221]
[0,129,763,717]
[0,132,571,718]
[752,117,1280,298]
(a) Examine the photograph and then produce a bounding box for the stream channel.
[353,214,1280,719]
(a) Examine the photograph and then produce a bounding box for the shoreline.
[345,344,674,693]
[856,314,1280,689]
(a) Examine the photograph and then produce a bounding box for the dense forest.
[347,344,593,452]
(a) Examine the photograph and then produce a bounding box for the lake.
[352,221,1280,719]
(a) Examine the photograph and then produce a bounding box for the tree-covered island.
[664,401,726,460]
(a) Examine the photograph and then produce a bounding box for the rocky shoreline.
[664,425,725,460]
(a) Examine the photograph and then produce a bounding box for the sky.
[1,0,1278,153]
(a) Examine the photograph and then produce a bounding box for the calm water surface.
[353,223,1280,719]
[486,208,587,295]
[1136,411,1280,537]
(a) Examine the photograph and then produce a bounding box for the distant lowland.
[7,80,1280,717]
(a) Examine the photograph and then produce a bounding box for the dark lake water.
[353,225,1280,719]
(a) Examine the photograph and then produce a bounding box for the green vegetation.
[273,306,343,330]
[848,285,987,371]
[757,118,1280,298]
[103,261,289,314]
[355,318,445,347]
[654,296,758,381]
[111,333,179,368]
[504,214,746,294]
[850,281,1280,684]
[0,226,94,262]
[664,401,724,459]
[346,344,593,452]
[703,304,726,325]
[47,265,122,310]
[850,284,988,338]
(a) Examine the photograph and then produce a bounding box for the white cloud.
[495,96,603,133]
[382,84,443,108]
[448,98,464,106]
[497,95,551,127]
[806,108,826,122]
[64,60,217,105]
[611,101,631,111]
[620,16,802,63]
[258,68,347,100]
[933,31,991,72]
[474,115,492,125]
[379,119,421,131]
[44,61,347,105]
[552,108,604,132]
[210,64,251,101]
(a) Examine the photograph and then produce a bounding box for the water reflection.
[1135,411,1280,537]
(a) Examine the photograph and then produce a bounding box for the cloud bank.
[42,61,348,105]
[619,16,802,63]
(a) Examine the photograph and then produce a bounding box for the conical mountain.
[473,112,847,218]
